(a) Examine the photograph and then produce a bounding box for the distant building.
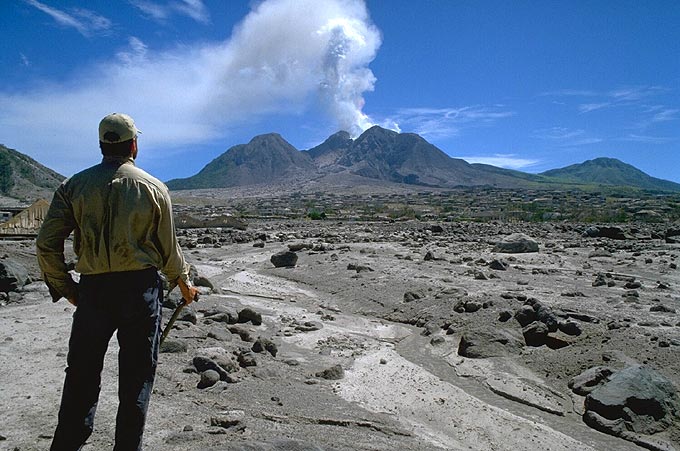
[0,211,12,223]
[0,199,50,236]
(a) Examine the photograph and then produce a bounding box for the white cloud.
[130,0,210,24]
[622,134,674,144]
[19,53,30,67]
[385,106,514,140]
[2,0,381,176]
[456,154,540,170]
[531,127,602,146]
[24,0,112,37]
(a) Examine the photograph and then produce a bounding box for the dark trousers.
[50,268,163,451]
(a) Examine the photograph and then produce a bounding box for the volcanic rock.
[458,327,524,358]
[569,366,614,396]
[271,250,298,268]
[0,259,29,293]
[584,365,680,435]
[492,233,539,253]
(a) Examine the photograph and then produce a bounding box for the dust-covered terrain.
[1,218,679,451]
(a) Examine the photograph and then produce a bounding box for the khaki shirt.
[37,156,190,301]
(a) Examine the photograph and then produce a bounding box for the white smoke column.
[218,0,381,136]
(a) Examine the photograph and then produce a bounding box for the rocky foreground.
[1,219,679,450]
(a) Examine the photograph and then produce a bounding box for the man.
[37,113,199,451]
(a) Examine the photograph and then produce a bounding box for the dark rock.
[585,365,680,435]
[270,251,298,268]
[535,305,559,332]
[498,310,513,322]
[514,305,537,327]
[207,327,232,342]
[253,241,265,248]
[238,308,263,325]
[177,307,197,325]
[252,338,278,357]
[569,366,614,396]
[0,259,29,293]
[473,270,488,280]
[429,225,444,233]
[424,250,438,261]
[197,370,220,389]
[193,356,230,380]
[288,242,310,252]
[315,364,344,380]
[650,305,676,313]
[210,411,245,429]
[228,325,255,342]
[159,339,187,354]
[522,321,549,347]
[295,321,322,332]
[592,274,607,287]
[347,263,374,272]
[492,233,539,253]
[558,320,582,336]
[591,226,629,240]
[489,259,508,271]
[457,327,524,358]
[625,281,642,289]
[204,312,238,324]
[430,336,446,346]
[237,351,257,368]
[403,291,422,303]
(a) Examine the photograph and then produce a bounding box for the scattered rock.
[498,310,513,322]
[650,305,676,313]
[160,339,188,353]
[252,338,278,357]
[197,369,220,389]
[210,410,245,429]
[316,364,344,380]
[492,233,539,253]
[458,327,524,358]
[489,259,508,270]
[569,366,614,396]
[347,262,374,272]
[514,305,537,327]
[271,251,298,268]
[403,291,422,303]
[237,351,257,368]
[238,308,263,325]
[193,356,231,380]
[522,321,549,347]
[584,365,680,436]
[0,259,29,293]
[558,320,582,336]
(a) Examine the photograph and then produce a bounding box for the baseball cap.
[98,113,141,143]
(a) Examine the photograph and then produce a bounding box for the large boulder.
[584,365,680,436]
[458,327,523,358]
[492,233,539,253]
[270,251,298,268]
[0,259,29,293]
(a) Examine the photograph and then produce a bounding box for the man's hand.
[67,296,78,307]
[178,278,199,305]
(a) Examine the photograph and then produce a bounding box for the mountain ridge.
[0,144,65,203]
[166,126,680,193]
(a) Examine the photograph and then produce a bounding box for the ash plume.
[0,0,381,175]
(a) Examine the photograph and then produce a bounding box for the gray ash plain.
[1,190,679,450]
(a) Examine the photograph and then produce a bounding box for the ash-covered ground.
[1,218,679,450]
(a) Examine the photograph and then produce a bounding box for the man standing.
[37,113,198,450]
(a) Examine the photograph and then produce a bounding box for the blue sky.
[1,0,679,183]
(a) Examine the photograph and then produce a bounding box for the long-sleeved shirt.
[37,156,190,302]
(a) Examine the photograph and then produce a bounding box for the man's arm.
[155,186,198,304]
[36,185,78,304]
